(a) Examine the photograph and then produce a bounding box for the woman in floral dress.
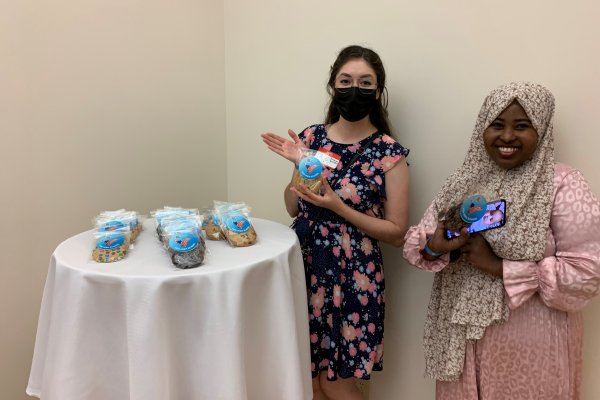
[262,45,410,400]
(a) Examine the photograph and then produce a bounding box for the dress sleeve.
[402,203,450,272]
[298,125,317,149]
[369,135,410,199]
[503,168,600,311]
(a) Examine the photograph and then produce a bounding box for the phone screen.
[444,199,506,239]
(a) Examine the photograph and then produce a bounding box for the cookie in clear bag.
[292,149,323,194]
[92,230,130,263]
[222,213,257,247]
[440,194,488,232]
[166,229,206,269]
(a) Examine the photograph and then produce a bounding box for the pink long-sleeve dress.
[404,163,600,399]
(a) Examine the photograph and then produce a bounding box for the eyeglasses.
[334,76,377,94]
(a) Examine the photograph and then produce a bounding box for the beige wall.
[2,0,600,399]
[1,1,226,399]
[226,1,600,399]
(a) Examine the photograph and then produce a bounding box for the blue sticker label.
[298,156,323,180]
[460,195,488,223]
[99,220,126,232]
[96,233,125,250]
[224,215,250,233]
[168,231,199,253]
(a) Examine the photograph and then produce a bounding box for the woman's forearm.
[284,181,299,218]
[333,203,407,247]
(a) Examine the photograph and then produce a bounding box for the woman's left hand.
[290,178,344,213]
[461,233,503,278]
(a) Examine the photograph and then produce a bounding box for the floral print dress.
[293,124,409,380]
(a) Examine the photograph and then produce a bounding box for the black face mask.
[333,87,377,122]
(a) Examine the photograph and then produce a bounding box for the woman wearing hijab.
[403,82,600,399]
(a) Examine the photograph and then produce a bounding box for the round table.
[27,218,312,400]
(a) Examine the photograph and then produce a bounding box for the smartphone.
[444,199,506,239]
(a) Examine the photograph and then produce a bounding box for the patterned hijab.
[424,82,556,381]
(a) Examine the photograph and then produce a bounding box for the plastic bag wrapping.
[292,148,323,194]
[94,209,142,241]
[151,207,199,237]
[439,193,491,231]
[92,224,131,263]
[200,207,225,241]
[152,208,206,269]
[214,201,257,247]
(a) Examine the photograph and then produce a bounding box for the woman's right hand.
[261,128,313,164]
[426,221,469,255]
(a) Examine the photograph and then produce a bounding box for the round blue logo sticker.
[96,233,125,250]
[460,194,488,223]
[224,215,250,233]
[298,156,323,180]
[168,231,199,253]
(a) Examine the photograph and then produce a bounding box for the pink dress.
[404,163,600,399]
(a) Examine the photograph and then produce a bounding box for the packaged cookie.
[152,207,199,237]
[439,202,463,232]
[292,148,324,194]
[158,214,202,243]
[92,225,131,263]
[214,201,257,247]
[440,193,490,232]
[200,208,225,241]
[94,209,142,242]
[160,217,206,269]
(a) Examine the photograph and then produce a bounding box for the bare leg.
[320,374,364,400]
[312,373,330,400]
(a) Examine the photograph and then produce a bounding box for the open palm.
[261,129,313,164]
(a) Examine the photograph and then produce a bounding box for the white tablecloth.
[27,218,311,400]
